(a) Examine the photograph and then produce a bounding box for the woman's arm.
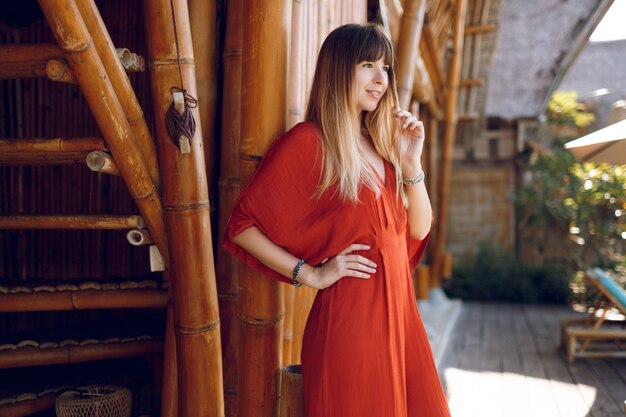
[231,226,377,289]
[403,163,432,240]
[395,110,432,240]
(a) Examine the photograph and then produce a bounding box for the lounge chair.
[560,268,626,362]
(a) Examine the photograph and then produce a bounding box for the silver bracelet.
[402,171,425,186]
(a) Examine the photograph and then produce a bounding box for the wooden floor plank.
[439,302,625,417]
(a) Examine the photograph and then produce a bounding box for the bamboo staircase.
[0,1,171,416]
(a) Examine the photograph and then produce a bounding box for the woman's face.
[354,58,390,113]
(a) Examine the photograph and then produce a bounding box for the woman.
[224,23,451,417]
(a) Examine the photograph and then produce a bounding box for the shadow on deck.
[438,302,626,417]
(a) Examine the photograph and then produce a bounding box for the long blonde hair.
[305,23,403,203]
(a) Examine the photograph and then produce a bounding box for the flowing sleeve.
[407,230,430,271]
[223,122,324,284]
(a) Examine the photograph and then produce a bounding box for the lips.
[366,90,382,98]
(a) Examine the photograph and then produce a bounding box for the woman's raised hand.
[394,110,425,176]
[300,244,377,289]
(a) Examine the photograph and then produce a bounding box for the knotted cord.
[164,0,198,152]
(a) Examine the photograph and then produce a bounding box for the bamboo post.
[279,365,304,417]
[395,0,426,110]
[142,1,224,417]
[432,0,467,284]
[38,0,169,265]
[160,299,178,417]
[216,1,243,415]
[189,0,218,192]
[75,0,160,188]
[290,287,315,365]
[0,214,143,229]
[239,2,290,417]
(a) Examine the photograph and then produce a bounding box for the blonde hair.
[305,23,404,203]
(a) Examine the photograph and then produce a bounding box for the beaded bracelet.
[292,259,305,288]
[402,171,425,186]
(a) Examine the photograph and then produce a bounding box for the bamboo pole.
[45,59,76,84]
[279,365,304,417]
[0,154,87,166]
[0,137,106,152]
[464,24,496,35]
[86,151,121,175]
[290,287,315,365]
[395,0,426,110]
[38,0,169,265]
[421,26,445,100]
[0,393,57,417]
[189,0,218,191]
[282,285,295,364]
[142,1,224,417]
[0,340,163,369]
[0,214,144,229]
[0,44,63,79]
[216,1,243,415]
[239,2,290,417]
[76,0,160,188]
[161,300,178,417]
[432,0,467,285]
[0,289,168,312]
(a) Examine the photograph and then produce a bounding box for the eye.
[382,65,390,72]
[361,62,373,68]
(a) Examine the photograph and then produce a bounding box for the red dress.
[224,122,451,417]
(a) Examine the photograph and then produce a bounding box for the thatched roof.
[558,39,626,99]
[485,0,613,120]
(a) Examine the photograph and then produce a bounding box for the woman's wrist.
[296,263,316,287]
[401,163,422,179]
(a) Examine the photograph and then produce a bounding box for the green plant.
[546,91,595,127]
[443,242,571,303]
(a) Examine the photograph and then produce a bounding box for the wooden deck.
[438,303,626,417]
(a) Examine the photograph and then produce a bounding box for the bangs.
[356,26,394,66]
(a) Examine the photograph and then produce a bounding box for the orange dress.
[224,122,450,417]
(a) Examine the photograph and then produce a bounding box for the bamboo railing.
[142,1,224,417]
[395,0,426,110]
[216,0,242,416]
[432,0,468,286]
[37,0,169,265]
[238,2,290,417]
[75,0,160,188]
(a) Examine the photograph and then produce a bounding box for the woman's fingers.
[339,243,370,255]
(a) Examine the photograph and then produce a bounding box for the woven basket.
[56,385,132,417]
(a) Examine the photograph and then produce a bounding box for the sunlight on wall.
[444,367,596,417]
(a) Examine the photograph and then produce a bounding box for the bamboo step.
[0,137,107,166]
[0,338,162,369]
[0,359,153,417]
[0,278,168,312]
[0,214,144,229]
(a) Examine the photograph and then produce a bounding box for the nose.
[373,68,387,85]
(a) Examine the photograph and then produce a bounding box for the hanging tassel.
[166,87,198,154]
